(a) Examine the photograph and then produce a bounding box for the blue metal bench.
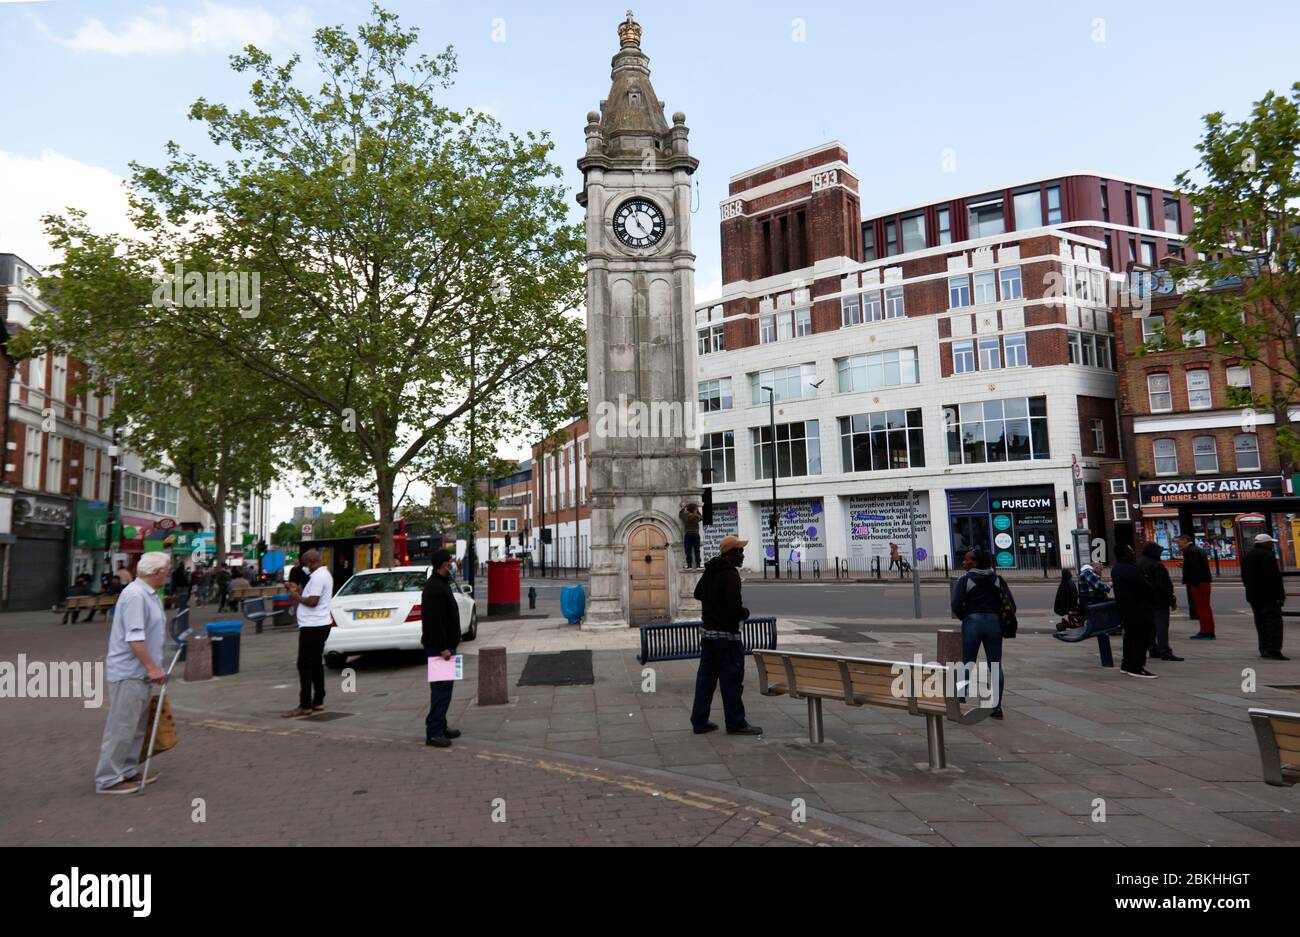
[637,617,778,664]
[1052,600,1122,666]
[241,597,277,635]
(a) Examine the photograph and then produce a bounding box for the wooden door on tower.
[628,524,670,626]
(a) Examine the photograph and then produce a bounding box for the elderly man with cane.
[94,551,171,794]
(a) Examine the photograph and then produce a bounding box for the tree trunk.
[377,472,396,568]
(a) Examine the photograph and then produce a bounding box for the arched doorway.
[628,524,670,625]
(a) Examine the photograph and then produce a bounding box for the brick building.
[1103,269,1300,572]
[530,417,591,569]
[695,144,1191,571]
[469,462,533,562]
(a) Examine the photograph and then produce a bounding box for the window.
[999,266,1022,300]
[502,518,518,532]
[701,430,735,483]
[884,287,905,318]
[1046,184,1062,224]
[1136,192,1153,229]
[697,325,724,355]
[777,311,794,341]
[750,364,818,404]
[862,290,883,321]
[698,378,733,412]
[1090,418,1105,453]
[82,447,97,500]
[968,196,1005,238]
[978,336,1002,370]
[885,220,898,256]
[1113,499,1130,521]
[1163,194,1180,233]
[944,396,1049,464]
[795,307,812,337]
[841,294,862,326]
[1186,369,1211,410]
[1100,185,1111,222]
[937,208,952,245]
[1147,373,1172,412]
[953,340,975,374]
[45,437,63,493]
[1109,478,1128,494]
[23,425,42,488]
[1193,435,1219,473]
[752,420,821,479]
[52,356,68,404]
[1014,189,1042,229]
[1003,333,1028,367]
[1153,438,1178,475]
[901,213,925,253]
[1097,336,1112,370]
[836,348,919,392]
[1226,366,1252,390]
[839,409,925,472]
[1183,329,1206,348]
[973,271,996,305]
[1140,241,1156,267]
[863,226,876,261]
[1141,316,1165,344]
[759,314,776,344]
[29,353,45,400]
[948,275,971,308]
[1235,434,1260,471]
[489,519,497,532]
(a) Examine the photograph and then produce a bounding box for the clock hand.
[627,215,646,237]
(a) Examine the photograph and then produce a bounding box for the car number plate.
[354,609,391,621]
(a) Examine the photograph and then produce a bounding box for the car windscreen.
[336,571,428,596]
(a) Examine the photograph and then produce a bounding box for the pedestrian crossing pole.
[908,486,921,619]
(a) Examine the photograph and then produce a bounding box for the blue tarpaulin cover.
[559,585,586,625]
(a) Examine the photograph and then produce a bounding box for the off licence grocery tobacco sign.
[1139,475,1285,505]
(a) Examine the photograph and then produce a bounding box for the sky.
[2,0,1298,525]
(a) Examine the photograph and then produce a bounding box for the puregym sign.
[1139,475,1285,505]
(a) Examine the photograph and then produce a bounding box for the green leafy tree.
[117,3,586,566]
[13,221,291,568]
[311,500,376,540]
[1161,82,1300,468]
[271,520,301,546]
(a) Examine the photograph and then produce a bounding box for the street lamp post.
[761,386,778,579]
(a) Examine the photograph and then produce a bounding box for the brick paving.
[2,597,1298,847]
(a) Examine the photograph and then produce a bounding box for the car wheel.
[324,651,347,671]
[465,609,477,642]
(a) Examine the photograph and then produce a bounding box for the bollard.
[813,559,820,579]
[477,646,509,706]
[183,634,213,682]
[528,586,537,610]
[797,559,803,580]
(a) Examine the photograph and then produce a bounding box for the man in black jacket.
[421,550,462,748]
[1138,542,1183,661]
[1179,534,1216,639]
[1242,533,1289,660]
[1112,544,1160,678]
[690,535,762,736]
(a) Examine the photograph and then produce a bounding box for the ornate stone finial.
[618,10,642,47]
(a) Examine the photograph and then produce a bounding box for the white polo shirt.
[297,566,334,627]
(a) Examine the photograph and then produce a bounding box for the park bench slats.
[753,649,990,770]
[636,617,777,664]
[1249,708,1300,786]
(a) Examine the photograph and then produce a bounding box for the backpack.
[1053,575,1077,616]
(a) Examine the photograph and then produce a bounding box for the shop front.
[755,498,827,570]
[1137,475,1297,570]
[947,485,1060,570]
[846,491,934,568]
[9,495,72,610]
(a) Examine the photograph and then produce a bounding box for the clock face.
[613,198,666,249]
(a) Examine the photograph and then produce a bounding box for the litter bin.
[207,621,243,676]
[272,593,293,626]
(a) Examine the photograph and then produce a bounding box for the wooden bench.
[752,649,991,770]
[637,617,778,664]
[59,594,117,622]
[1249,708,1300,786]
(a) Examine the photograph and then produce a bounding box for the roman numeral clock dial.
[613,198,666,249]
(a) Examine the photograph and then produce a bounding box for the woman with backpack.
[950,549,1014,719]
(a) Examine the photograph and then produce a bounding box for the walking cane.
[137,628,193,794]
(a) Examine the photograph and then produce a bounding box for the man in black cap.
[690,535,762,735]
[421,549,462,747]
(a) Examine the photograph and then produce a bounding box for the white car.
[323,566,477,670]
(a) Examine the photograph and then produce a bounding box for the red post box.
[487,558,522,616]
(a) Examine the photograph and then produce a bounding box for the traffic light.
[702,486,713,526]
[257,539,268,558]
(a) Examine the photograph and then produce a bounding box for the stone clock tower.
[577,12,702,630]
